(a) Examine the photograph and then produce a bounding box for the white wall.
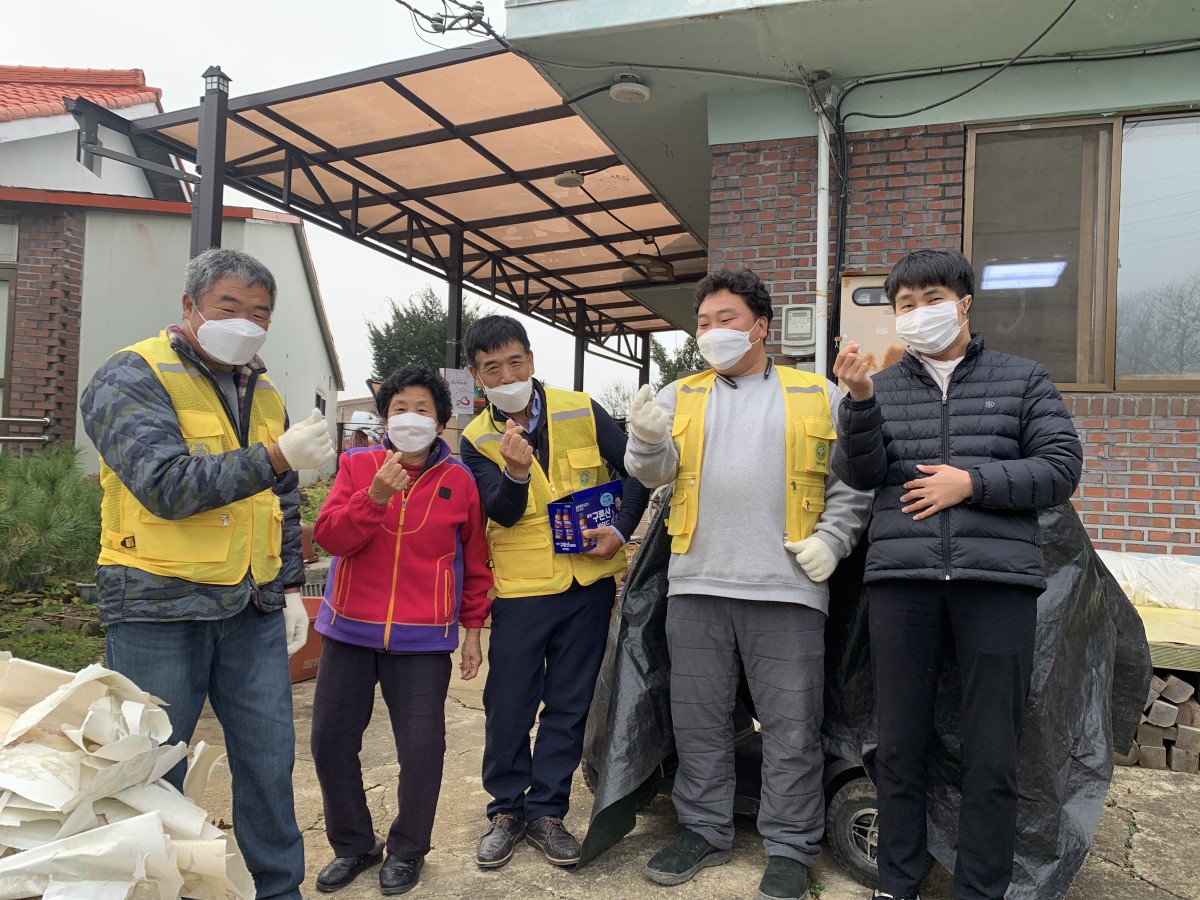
[77,210,340,483]
[0,105,160,197]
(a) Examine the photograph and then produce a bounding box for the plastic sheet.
[579,499,1150,899]
[1096,549,1200,610]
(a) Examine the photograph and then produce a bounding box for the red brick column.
[8,205,85,444]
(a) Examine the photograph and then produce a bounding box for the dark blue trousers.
[482,577,615,822]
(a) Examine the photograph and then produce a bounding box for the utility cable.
[841,0,1080,122]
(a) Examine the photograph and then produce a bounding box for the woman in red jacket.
[311,365,492,896]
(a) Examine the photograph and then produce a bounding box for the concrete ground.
[191,630,1199,900]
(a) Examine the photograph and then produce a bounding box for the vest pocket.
[133,508,234,563]
[798,495,826,540]
[176,410,226,456]
[666,491,689,537]
[560,446,603,492]
[490,524,555,580]
[671,414,691,464]
[795,417,837,476]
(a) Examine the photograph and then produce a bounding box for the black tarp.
[578,498,1150,899]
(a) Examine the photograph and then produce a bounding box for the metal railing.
[0,416,52,452]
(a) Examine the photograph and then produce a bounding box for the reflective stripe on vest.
[462,386,626,598]
[668,366,834,554]
[97,332,287,586]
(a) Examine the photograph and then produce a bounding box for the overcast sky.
[12,0,687,402]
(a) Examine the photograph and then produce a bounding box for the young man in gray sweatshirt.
[625,268,871,900]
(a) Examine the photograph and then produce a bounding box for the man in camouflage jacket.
[80,248,335,900]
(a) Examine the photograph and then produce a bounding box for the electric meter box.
[780,303,816,355]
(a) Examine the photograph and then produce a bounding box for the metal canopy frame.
[131,41,706,375]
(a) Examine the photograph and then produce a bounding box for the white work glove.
[627,384,669,444]
[275,409,335,470]
[283,592,308,657]
[784,536,838,583]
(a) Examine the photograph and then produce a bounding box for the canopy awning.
[132,41,706,365]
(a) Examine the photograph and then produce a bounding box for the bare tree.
[596,381,638,419]
[1117,272,1200,376]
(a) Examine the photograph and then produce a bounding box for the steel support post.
[445,228,465,369]
[189,66,231,258]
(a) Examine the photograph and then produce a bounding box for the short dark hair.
[375,365,453,426]
[693,268,774,323]
[884,249,974,304]
[462,315,532,369]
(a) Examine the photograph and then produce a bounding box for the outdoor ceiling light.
[610,73,651,103]
[553,170,586,189]
[623,252,675,282]
[980,260,1068,291]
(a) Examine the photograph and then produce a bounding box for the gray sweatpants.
[666,594,826,864]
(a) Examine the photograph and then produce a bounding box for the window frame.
[964,116,1120,392]
[965,110,1200,393]
[0,266,15,417]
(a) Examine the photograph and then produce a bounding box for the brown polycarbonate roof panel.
[400,52,563,125]
[363,141,501,191]
[474,116,612,172]
[433,184,551,222]
[271,81,442,149]
[133,43,703,339]
[237,109,326,155]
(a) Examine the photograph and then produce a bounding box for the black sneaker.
[643,828,732,886]
[758,856,809,900]
[379,854,422,896]
[872,892,921,899]
[475,813,526,868]
[526,816,581,866]
[314,838,385,892]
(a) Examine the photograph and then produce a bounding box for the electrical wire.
[577,182,658,251]
[841,0,1080,122]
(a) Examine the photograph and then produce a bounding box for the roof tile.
[0,66,162,123]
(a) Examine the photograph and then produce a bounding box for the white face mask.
[387,413,438,453]
[895,300,967,356]
[485,378,534,414]
[190,308,268,366]
[697,326,759,372]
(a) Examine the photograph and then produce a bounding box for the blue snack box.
[548,479,624,553]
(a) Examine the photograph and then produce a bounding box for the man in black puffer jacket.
[832,249,1083,900]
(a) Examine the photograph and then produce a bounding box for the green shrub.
[0,446,103,587]
[299,477,334,527]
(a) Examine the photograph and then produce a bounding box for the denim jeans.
[107,603,304,900]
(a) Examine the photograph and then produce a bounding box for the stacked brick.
[1120,673,1200,773]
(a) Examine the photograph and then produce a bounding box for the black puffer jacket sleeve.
[833,396,890,492]
[967,363,1082,510]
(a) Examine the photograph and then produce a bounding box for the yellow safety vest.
[462,386,627,598]
[97,332,287,586]
[668,366,835,554]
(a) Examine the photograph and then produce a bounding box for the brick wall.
[6,205,85,444]
[707,125,1200,556]
[1065,394,1200,553]
[709,124,965,350]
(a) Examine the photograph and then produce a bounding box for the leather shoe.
[526,816,580,866]
[476,813,526,868]
[315,839,384,892]
[380,853,423,896]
